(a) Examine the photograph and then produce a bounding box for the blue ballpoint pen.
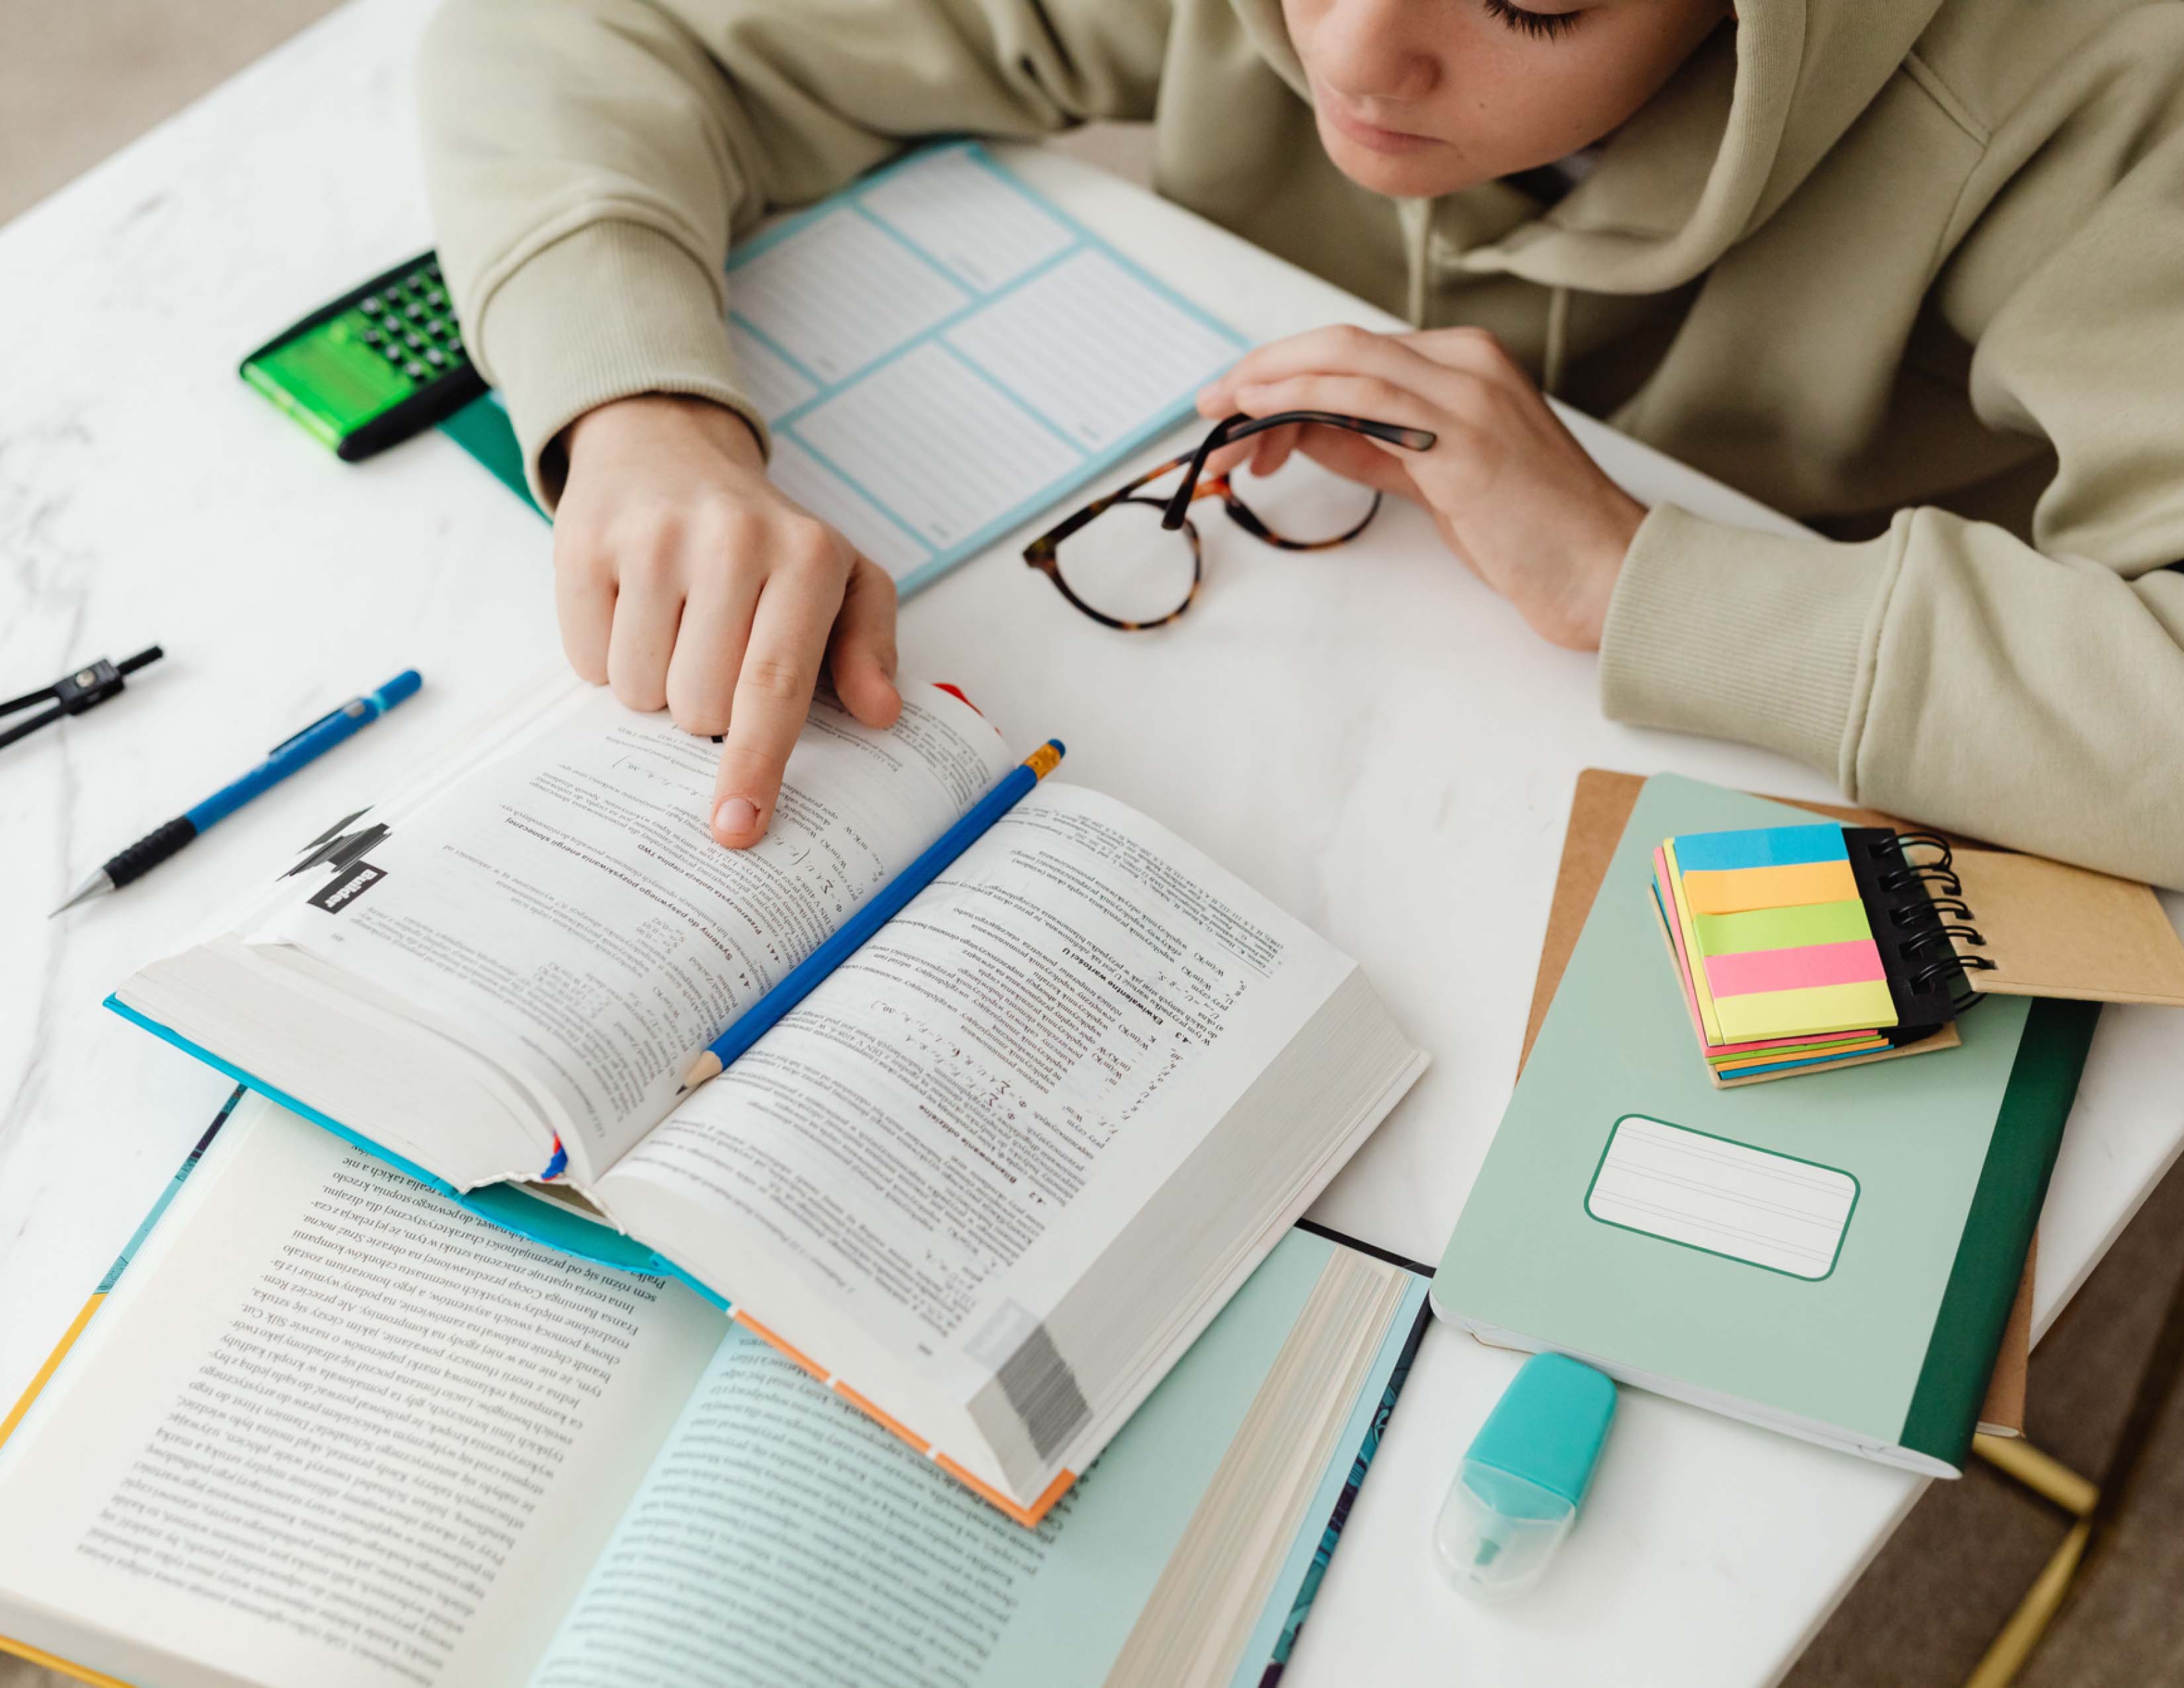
[676,737,1066,1094]
[51,670,422,915]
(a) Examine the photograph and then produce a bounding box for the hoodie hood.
[1232,0,1948,293]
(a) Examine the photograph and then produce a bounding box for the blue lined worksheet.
[724,143,1247,596]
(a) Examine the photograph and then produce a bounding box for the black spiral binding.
[1844,827,1993,1040]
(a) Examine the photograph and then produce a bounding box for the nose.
[1310,0,1440,105]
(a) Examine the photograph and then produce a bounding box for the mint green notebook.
[1432,774,2097,1476]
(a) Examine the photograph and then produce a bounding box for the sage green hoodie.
[418,0,2184,888]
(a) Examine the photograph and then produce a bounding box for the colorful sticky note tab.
[1693,900,1872,956]
[1713,979,1897,1043]
[1713,1035,1889,1072]
[1681,859,1860,915]
[1670,823,1847,874]
[1704,937,1888,998]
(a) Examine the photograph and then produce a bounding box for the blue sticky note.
[1670,823,1847,874]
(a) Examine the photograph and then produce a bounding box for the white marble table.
[5,3,2181,1683]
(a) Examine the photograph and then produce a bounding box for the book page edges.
[1428,1304,1962,1479]
[103,996,662,1278]
[674,1280,1077,1525]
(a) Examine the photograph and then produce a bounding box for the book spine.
[1896,998,2101,1467]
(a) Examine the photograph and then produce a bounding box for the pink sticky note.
[1704,938,1888,999]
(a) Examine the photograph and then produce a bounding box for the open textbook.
[112,674,1426,1522]
[0,1095,1432,1688]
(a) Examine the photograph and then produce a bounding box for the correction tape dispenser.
[1433,1351,1617,1601]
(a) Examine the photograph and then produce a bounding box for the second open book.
[113,674,1425,1523]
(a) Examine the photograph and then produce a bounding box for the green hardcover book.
[1432,774,2098,1476]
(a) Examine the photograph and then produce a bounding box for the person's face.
[1283,0,1733,199]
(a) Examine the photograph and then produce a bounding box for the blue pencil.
[677,738,1066,1094]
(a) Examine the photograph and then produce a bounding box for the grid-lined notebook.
[442,142,1246,598]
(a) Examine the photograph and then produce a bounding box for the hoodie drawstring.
[1402,197,1432,328]
[1542,285,1571,397]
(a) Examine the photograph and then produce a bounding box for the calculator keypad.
[354,258,468,391]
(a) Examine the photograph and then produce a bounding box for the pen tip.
[50,871,112,916]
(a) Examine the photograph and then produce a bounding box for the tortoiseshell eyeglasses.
[1023,410,1436,631]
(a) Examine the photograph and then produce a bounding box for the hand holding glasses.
[1023,410,1436,630]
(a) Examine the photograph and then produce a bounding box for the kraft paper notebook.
[0,1094,1432,1688]
[1434,773,2100,1477]
[1520,771,2032,1436]
[108,672,1426,1525]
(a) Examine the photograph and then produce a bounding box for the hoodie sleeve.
[1599,44,2184,891]
[416,0,1169,506]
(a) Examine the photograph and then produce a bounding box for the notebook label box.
[1583,1115,1858,1282]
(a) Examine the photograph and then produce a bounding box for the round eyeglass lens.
[1228,452,1381,545]
[1054,497,1199,626]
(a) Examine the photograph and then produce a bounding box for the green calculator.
[240,251,486,461]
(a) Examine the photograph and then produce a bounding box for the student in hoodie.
[418,0,2184,888]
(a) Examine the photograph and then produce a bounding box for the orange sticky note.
[1681,859,1860,915]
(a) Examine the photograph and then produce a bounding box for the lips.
[1318,93,1442,156]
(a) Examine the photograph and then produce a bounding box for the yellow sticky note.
[1714,980,1897,1043]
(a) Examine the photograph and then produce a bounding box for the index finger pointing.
[710,567,844,847]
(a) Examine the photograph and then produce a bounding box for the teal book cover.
[1432,775,2096,1474]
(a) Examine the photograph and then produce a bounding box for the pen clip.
[269,704,345,756]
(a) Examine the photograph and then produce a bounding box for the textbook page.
[0,1097,722,1688]
[723,142,1245,595]
[524,1233,1338,1688]
[596,783,1357,1482]
[250,683,1015,1183]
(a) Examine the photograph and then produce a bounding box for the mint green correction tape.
[1433,1352,1617,1599]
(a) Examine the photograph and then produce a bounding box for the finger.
[1396,325,1525,382]
[1201,424,1295,483]
[1232,373,1444,438]
[1251,422,1301,479]
[1210,324,1443,399]
[663,565,762,737]
[1202,436,1257,479]
[828,555,901,729]
[1295,428,1423,500]
[711,560,844,847]
[1195,359,1255,417]
[555,535,615,685]
[605,542,686,714]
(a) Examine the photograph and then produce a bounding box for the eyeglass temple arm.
[1159,411,1437,530]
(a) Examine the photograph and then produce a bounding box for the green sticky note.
[1693,899,1872,957]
